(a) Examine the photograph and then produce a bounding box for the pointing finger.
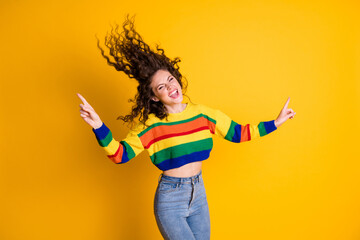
[283,97,290,110]
[77,93,92,107]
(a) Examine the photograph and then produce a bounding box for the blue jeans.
[154,170,211,240]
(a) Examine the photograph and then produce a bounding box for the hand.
[77,93,103,129]
[274,97,296,128]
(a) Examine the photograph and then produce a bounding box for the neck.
[165,103,186,114]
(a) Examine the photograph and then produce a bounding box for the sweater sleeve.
[212,108,277,143]
[92,122,145,164]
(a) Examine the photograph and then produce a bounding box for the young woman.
[77,14,296,240]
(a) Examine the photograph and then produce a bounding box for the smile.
[169,89,179,98]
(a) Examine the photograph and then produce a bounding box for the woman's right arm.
[77,93,144,164]
[77,93,103,129]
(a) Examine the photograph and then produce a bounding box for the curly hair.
[95,14,191,129]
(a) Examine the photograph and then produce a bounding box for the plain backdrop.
[1,0,359,239]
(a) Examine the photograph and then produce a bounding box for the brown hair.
[96,14,191,128]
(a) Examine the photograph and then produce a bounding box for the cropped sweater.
[92,101,278,171]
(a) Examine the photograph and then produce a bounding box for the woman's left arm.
[274,97,296,128]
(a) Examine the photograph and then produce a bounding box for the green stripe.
[225,120,238,141]
[258,122,267,137]
[122,141,136,159]
[98,131,113,147]
[150,138,213,165]
[138,114,216,137]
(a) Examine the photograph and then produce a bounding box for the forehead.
[151,69,171,85]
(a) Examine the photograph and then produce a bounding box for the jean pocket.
[158,181,179,193]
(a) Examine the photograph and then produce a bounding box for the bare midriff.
[162,161,202,178]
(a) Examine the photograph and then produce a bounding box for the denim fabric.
[154,170,210,240]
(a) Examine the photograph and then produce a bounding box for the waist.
[158,169,202,184]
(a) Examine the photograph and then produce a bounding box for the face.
[150,69,183,108]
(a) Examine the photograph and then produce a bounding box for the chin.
[177,95,184,102]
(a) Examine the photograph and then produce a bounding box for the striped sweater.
[92,101,277,171]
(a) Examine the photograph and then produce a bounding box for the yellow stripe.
[129,136,144,156]
[205,108,232,138]
[147,129,213,156]
[249,123,260,140]
[103,138,120,156]
[215,115,232,138]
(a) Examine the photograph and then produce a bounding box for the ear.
[151,96,159,102]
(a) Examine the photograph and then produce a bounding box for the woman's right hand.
[77,93,103,129]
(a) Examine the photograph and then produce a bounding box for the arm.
[213,97,296,142]
[207,106,277,142]
[77,93,145,164]
[92,122,144,164]
[221,118,277,143]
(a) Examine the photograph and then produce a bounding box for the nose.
[167,84,174,91]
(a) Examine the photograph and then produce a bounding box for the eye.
[158,86,163,90]
[169,78,173,81]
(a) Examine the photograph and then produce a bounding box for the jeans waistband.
[158,170,202,184]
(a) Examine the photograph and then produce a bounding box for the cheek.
[157,90,166,98]
[176,81,182,88]
[162,91,169,98]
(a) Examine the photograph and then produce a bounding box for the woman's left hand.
[274,97,296,128]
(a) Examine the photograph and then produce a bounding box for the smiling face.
[150,69,184,112]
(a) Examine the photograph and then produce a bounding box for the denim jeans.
[154,170,211,240]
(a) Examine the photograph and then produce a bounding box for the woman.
[77,14,296,240]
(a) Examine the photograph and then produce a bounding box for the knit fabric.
[92,101,277,171]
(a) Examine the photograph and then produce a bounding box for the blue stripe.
[92,122,109,140]
[264,120,277,134]
[156,149,211,171]
[115,142,130,164]
[232,123,242,143]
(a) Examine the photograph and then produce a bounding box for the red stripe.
[108,143,123,164]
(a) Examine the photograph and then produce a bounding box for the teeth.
[169,90,177,96]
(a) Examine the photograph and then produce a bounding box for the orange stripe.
[145,126,209,149]
[108,143,124,164]
[209,121,215,134]
[240,124,251,142]
[140,117,213,147]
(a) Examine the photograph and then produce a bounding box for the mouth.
[169,89,179,99]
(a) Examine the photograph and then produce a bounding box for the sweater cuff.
[92,122,109,139]
[264,120,277,134]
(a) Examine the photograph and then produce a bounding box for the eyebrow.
[156,75,171,89]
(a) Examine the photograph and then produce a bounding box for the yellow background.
[1,0,360,239]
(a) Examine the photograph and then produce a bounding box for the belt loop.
[158,173,163,183]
